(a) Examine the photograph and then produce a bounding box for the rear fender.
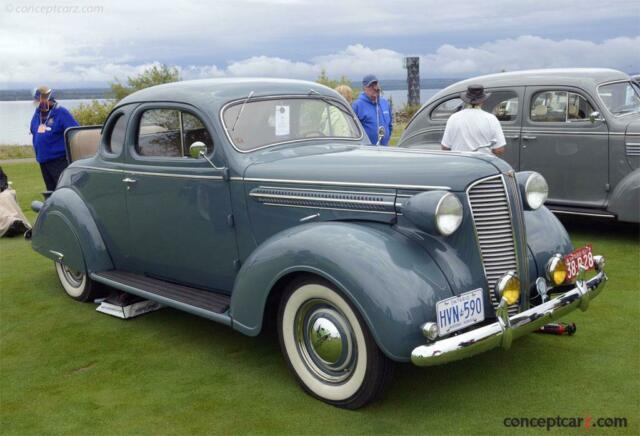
[230,221,452,362]
[31,188,113,273]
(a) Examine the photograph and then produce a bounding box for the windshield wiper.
[231,90,254,132]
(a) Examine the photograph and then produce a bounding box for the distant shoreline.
[0,79,462,101]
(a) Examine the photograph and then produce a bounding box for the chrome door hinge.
[605,183,611,192]
[227,214,235,227]
[233,259,241,270]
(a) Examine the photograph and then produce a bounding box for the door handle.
[504,135,520,139]
[522,135,537,140]
[122,177,137,190]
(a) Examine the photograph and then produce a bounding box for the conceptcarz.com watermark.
[5,3,104,14]
[503,416,628,431]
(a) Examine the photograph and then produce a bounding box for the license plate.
[564,244,595,281]
[436,288,485,335]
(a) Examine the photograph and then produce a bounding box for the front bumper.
[411,265,608,367]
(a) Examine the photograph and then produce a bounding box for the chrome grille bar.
[468,175,520,315]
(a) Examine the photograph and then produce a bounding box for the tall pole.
[405,56,420,107]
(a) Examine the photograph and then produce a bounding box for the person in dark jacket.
[352,74,393,145]
[30,86,78,191]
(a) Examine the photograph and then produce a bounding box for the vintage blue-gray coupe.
[30,78,608,408]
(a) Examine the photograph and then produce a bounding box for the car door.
[521,87,609,207]
[123,103,238,293]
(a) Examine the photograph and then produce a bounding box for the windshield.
[597,81,640,116]
[222,97,361,151]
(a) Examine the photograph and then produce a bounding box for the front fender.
[524,206,573,287]
[608,169,640,223]
[31,188,113,273]
[230,221,452,362]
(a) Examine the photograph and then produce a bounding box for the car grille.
[467,175,520,316]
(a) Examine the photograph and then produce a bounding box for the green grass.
[0,145,35,160]
[1,161,639,435]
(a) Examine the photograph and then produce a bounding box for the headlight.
[546,253,567,285]
[403,191,463,236]
[494,271,520,305]
[435,193,463,236]
[524,172,548,210]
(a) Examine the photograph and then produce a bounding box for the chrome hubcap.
[295,299,356,384]
[61,264,84,287]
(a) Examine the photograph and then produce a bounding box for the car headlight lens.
[435,193,463,236]
[495,271,520,306]
[546,254,567,286]
[524,172,548,210]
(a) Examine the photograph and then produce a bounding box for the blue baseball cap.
[33,86,53,100]
[362,74,379,87]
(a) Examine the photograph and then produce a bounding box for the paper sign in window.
[275,106,290,136]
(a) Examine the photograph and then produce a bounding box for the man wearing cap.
[352,74,393,145]
[441,84,506,156]
[30,86,79,191]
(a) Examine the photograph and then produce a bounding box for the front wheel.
[278,277,394,409]
[54,261,101,302]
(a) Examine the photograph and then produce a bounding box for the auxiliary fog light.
[421,322,439,341]
[494,271,520,306]
[546,253,567,286]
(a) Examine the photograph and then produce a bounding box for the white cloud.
[0,0,638,87]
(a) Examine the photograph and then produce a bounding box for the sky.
[0,0,638,89]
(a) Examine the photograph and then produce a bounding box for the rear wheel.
[278,276,394,409]
[54,261,101,302]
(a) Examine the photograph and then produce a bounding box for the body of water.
[0,90,441,145]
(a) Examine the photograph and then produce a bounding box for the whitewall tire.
[54,261,100,302]
[278,276,393,409]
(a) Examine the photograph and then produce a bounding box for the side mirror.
[189,141,207,158]
[589,111,604,124]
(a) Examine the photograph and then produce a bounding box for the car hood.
[243,144,507,192]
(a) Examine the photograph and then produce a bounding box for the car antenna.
[231,90,254,132]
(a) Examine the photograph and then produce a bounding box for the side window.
[483,90,519,122]
[567,93,594,121]
[431,98,464,120]
[181,112,214,155]
[137,109,182,157]
[530,91,594,122]
[106,114,126,154]
[135,109,213,158]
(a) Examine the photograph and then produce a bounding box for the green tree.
[72,64,181,125]
[316,69,353,90]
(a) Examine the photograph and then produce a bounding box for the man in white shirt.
[441,84,506,156]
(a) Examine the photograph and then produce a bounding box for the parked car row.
[30,76,609,408]
[400,68,640,223]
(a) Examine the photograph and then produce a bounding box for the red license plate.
[564,244,594,281]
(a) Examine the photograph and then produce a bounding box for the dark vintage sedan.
[31,78,607,408]
[400,68,640,223]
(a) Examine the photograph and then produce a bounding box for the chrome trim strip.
[548,209,616,218]
[250,192,396,206]
[242,177,450,191]
[261,202,396,215]
[219,94,365,154]
[75,165,223,180]
[255,185,393,196]
[521,130,608,136]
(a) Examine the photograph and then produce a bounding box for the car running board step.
[91,270,231,325]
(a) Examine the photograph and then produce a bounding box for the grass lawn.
[1,161,638,435]
[0,146,34,160]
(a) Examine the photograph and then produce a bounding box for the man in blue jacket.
[352,74,393,145]
[30,86,78,191]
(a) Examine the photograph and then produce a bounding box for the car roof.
[116,78,342,111]
[431,68,631,101]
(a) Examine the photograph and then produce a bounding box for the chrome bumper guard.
[411,264,608,367]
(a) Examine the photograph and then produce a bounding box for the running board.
[547,206,616,219]
[91,270,232,326]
